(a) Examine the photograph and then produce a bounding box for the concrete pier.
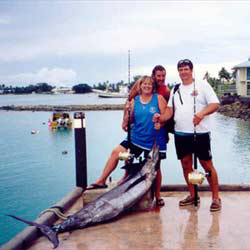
[8,189,250,250]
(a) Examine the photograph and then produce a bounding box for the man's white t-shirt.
[168,81,219,134]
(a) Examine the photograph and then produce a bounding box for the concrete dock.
[16,190,250,250]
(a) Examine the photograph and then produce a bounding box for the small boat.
[31,130,39,135]
[48,112,72,130]
[98,92,128,98]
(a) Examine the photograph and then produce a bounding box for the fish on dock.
[7,144,160,249]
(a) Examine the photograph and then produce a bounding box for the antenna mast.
[128,50,131,86]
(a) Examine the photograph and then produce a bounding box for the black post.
[193,133,198,207]
[193,76,198,207]
[74,112,87,189]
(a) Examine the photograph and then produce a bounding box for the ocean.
[1,93,250,246]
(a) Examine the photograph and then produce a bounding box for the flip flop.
[156,198,165,207]
[86,183,108,190]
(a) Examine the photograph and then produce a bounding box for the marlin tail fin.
[7,214,59,249]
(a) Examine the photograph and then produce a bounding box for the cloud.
[0,16,11,25]
[0,1,250,84]
[1,67,77,86]
[1,1,250,63]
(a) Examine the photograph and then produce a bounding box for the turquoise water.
[1,94,250,246]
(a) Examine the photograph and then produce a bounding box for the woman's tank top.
[131,93,166,151]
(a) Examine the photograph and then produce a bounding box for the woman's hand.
[122,120,128,131]
[153,113,160,123]
[153,113,161,130]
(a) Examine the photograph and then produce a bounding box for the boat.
[98,85,128,98]
[98,92,128,98]
[48,112,73,129]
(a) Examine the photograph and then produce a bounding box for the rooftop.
[233,58,250,69]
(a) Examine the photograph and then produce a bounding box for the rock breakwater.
[219,100,250,121]
[2,101,250,121]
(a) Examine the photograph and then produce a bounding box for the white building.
[233,58,250,97]
[52,87,74,94]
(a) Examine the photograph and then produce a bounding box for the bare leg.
[87,145,127,188]
[180,154,195,197]
[155,161,165,206]
[155,165,162,200]
[199,159,219,200]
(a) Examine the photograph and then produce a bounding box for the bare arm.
[164,86,171,103]
[158,95,167,114]
[153,95,173,129]
[122,99,134,131]
[129,82,139,101]
[193,103,220,125]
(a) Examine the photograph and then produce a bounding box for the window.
[247,82,250,96]
[247,67,250,80]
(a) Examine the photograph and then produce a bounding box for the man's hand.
[193,113,203,125]
[193,103,219,126]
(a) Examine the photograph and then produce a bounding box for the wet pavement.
[27,191,250,250]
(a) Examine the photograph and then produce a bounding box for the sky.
[0,0,250,87]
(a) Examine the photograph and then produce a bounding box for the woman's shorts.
[174,133,212,160]
[120,140,166,160]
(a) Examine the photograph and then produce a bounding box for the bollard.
[74,112,87,189]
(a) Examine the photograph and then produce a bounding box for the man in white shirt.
[154,59,221,212]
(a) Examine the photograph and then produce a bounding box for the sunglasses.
[177,59,193,69]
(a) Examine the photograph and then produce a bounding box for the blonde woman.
[87,76,167,206]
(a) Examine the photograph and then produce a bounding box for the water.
[0,93,125,106]
[1,94,250,246]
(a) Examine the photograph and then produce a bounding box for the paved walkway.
[28,191,250,250]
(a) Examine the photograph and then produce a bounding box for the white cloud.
[0,16,11,25]
[1,1,250,63]
[1,67,77,86]
[0,1,250,84]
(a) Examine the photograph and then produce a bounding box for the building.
[233,58,250,97]
[51,86,75,94]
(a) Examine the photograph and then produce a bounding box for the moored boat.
[98,85,128,98]
[98,92,128,98]
[48,112,73,129]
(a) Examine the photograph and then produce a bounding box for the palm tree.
[218,67,231,83]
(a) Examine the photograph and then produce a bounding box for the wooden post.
[74,112,87,189]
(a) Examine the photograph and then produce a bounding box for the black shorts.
[120,140,166,160]
[174,133,212,160]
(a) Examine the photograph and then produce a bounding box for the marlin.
[8,144,159,249]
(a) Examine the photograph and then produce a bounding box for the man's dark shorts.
[174,133,212,160]
[120,140,166,160]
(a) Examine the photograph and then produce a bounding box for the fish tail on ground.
[6,214,59,249]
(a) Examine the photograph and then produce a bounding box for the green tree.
[218,67,231,83]
[207,77,221,92]
[36,83,53,93]
[72,83,92,93]
[129,75,142,89]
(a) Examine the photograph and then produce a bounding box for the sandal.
[156,198,165,207]
[86,183,108,190]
